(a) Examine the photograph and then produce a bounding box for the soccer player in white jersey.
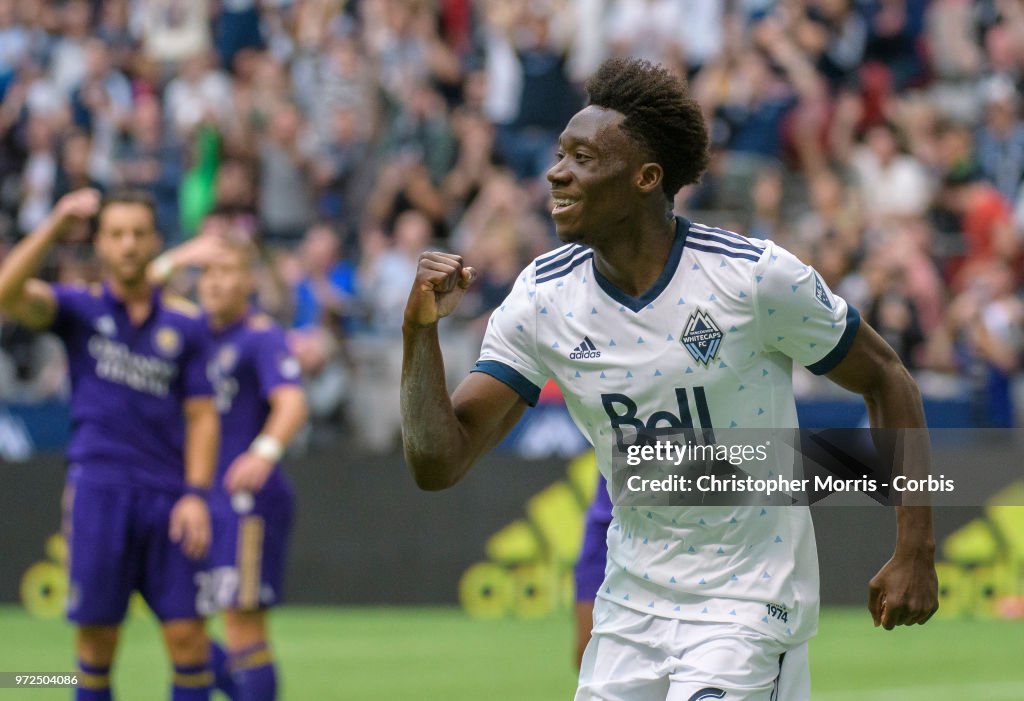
[400,58,938,701]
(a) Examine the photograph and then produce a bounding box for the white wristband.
[151,253,175,282]
[250,434,284,463]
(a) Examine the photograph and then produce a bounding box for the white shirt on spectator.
[26,79,66,119]
[362,250,419,337]
[137,0,210,63]
[482,27,522,126]
[851,148,934,220]
[606,0,685,64]
[163,70,233,136]
[679,0,723,68]
[50,38,87,96]
[18,151,57,234]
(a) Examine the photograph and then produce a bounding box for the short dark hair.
[585,58,709,198]
[98,189,157,224]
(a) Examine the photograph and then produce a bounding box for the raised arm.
[147,231,227,287]
[401,252,528,490]
[826,321,939,630]
[0,189,101,329]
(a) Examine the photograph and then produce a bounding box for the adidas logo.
[569,336,601,360]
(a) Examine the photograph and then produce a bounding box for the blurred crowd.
[2,0,1024,447]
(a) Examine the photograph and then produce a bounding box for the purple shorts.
[64,478,204,625]
[206,475,294,611]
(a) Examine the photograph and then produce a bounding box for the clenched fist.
[53,188,102,224]
[404,252,475,327]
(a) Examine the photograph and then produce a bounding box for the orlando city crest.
[681,308,723,366]
[154,326,182,358]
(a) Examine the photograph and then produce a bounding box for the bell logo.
[601,387,714,450]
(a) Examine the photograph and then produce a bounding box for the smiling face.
[546,106,655,245]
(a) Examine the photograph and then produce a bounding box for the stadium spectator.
[292,222,358,332]
[975,75,1024,203]
[53,129,102,200]
[489,0,580,180]
[360,209,433,338]
[213,0,264,71]
[0,0,29,94]
[213,157,258,214]
[792,168,864,257]
[605,0,688,67]
[50,0,92,97]
[287,223,356,429]
[863,0,929,91]
[70,39,133,185]
[139,0,212,66]
[849,121,934,222]
[17,114,58,234]
[94,0,135,74]
[862,252,927,369]
[259,102,316,246]
[309,105,371,221]
[2,0,1024,431]
[924,0,985,122]
[929,259,1024,427]
[163,52,233,139]
[940,169,1019,290]
[0,321,66,401]
[112,93,183,240]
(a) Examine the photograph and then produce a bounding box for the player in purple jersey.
[152,232,308,701]
[0,189,221,700]
[575,473,612,668]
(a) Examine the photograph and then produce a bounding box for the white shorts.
[576,600,810,701]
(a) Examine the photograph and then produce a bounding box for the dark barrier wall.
[0,446,982,607]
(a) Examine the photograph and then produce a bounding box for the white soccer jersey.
[473,217,860,645]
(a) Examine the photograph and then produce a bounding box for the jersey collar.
[205,307,252,337]
[102,281,162,328]
[591,216,689,313]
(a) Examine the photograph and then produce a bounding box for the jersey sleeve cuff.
[471,360,542,407]
[259,376,303,400]
[806,306,861,376]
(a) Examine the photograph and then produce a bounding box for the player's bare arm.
[147,231,227,286]
[170,396,219,560]
[224,384,309,494]
[401,252,527,490]
[0,188,101,329]
[825,320,939,631]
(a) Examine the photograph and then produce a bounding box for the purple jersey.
[205,311,301,487]
[52,283,213,491]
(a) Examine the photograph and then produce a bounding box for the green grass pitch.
[0,606,1020,700]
